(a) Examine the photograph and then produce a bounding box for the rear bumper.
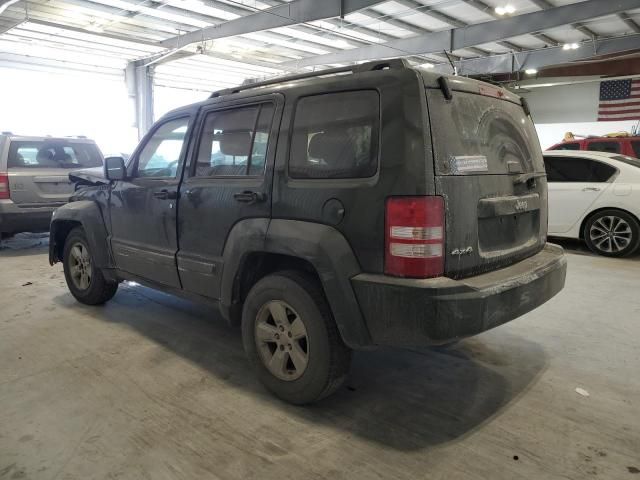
[0,200,55,234]
[352,243,567,347]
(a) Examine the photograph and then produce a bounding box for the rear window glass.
[612,155,640,168]
[587,141,621,154]
[289,90,379,179]
[544,156,617,182]
[553,143,580,150]
[426,89,544,175]
[8,141,102,169]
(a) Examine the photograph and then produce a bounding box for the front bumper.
[352,243,567,347]
[0,200,56,234]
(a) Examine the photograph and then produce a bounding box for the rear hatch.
[7,139,103,206]
[425,77,547,278]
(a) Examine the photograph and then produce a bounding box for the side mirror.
[104,156,127,181]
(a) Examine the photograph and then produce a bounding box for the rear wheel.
[241,270,352,405]
[583,209,640,257]
[63,227,118,305]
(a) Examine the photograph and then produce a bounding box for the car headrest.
[308,131,356,166]
[219,132,251,157]
[36,149,54,161]
[53,153,72,162]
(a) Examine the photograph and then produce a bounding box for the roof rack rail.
[210,58,410,99]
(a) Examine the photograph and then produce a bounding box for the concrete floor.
[0,234,639,480]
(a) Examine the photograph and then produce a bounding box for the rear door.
[426,84,547,278]
[7,139,102,206]
[176,95,281,299]
[544,155,616,234]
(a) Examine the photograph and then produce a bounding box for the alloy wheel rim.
[589,216,632,253]
[255,300,309,381]
[69,242,92,290]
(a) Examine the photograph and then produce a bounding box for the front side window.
[195,103,274,177]
[289,90,379,179]
[8,141,102,169]
[544,156,616,182]
[587,141,620,154]
[136,117,189,178]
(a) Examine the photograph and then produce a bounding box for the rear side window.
[553,142,580,151]
[195,103,274,177]
[8,141,102,168]
[631,141,640,158]
[289,90,379,179]
[587,141,620,154]
[544,156,616,182]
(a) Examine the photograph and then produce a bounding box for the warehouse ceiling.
[1,0,640,91]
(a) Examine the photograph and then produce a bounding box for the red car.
[548,134,640,158]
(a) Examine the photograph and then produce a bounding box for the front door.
[177,95,281,299]
[109,115,192,287]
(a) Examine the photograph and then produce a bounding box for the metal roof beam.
[435,34,640,76]
[0,18,24,35]
[460,0,558,47]
[374,0,496,57]
[619,12,640,33]
[278,0,640,69]
[159,0,387,49]
[528,0,597,39]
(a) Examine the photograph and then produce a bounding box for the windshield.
[8,140,103,169]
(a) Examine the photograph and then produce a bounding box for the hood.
[68,166,108,186]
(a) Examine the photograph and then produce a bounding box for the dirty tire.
[583,209,640,258]
[63,227,118,305]
[242,270,352,405]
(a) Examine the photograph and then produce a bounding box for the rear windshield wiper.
[513,172,546,184]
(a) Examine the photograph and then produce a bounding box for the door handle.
[153,189,178,200]
[233,191,266,204]
[582,187,601,192]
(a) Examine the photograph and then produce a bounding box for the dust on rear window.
[426,89,544,176]
[8,141,102,169]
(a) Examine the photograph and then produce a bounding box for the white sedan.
[544,150,640,257]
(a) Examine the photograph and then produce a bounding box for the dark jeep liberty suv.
[50,59,567,404]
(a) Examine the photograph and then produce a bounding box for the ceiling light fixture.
[495,4,515,15]
[525,68,538,75]
[419,62,434,68]
[562,43,580,50]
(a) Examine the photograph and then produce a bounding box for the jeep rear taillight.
[385,196,445,278]
[0,173,9,200]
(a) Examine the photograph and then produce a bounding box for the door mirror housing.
[104,156,127,181]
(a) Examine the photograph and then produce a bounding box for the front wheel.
[584,209,640,257]
[63,227,118,305]
[241,271,352,405]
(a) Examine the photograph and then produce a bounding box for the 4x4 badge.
[451,246,473,256]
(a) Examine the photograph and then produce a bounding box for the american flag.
[598,79,640,121]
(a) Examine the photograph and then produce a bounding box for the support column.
[126,60,154,140]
